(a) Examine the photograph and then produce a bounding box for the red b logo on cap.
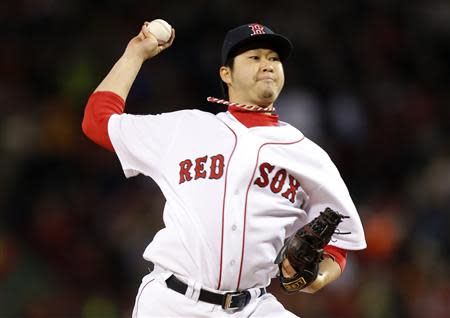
[249,24,265,36]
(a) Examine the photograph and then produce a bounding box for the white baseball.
[146,19,172,44]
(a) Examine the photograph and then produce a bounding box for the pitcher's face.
[221,48,285,108]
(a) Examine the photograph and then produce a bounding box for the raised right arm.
[81,22,175,151]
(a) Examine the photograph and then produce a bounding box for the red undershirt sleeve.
[82,91,125,152]
[323,245,347,272]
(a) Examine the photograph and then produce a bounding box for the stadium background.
[1,0,449,317]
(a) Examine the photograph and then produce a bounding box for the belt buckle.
[222,291,250,310]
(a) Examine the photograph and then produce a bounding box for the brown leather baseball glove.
[274,207,348,293]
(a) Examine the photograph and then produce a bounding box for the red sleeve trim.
[82,91,125,152]
[323,245,347,272]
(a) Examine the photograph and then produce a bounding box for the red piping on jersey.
[134,278,155,317]
[82,91,125,151]
[217,123,238,290]
[324,245,347,272]
[236,137,305,290]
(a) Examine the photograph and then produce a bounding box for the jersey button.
[231,224,237,231]
[230,260,236,266]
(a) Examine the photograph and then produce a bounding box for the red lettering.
[179,159,193,184]
[209,154,224,179]
[270,169,287,193]
[194,155,208,179]
[254,162,302,204]
[254,162,275,187]
[282,175,301,203]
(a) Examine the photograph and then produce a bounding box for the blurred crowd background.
[1,0,449,317]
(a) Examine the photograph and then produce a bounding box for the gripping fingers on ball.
[141,22,157,42]
[140,23,175,52]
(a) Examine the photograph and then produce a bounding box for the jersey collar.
[228,105,279,128]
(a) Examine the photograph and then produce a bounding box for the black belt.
[165,275,266,310]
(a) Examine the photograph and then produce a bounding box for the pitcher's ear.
[220,66,232,85]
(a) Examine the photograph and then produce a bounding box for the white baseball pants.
[132,268,299,318]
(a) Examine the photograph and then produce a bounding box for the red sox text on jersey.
[179,155,301,204]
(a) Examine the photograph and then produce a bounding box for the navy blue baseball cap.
[221,23,293,65]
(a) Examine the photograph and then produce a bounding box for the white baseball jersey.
[108,109,366,291]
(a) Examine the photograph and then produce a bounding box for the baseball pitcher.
[82,21,366,317]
